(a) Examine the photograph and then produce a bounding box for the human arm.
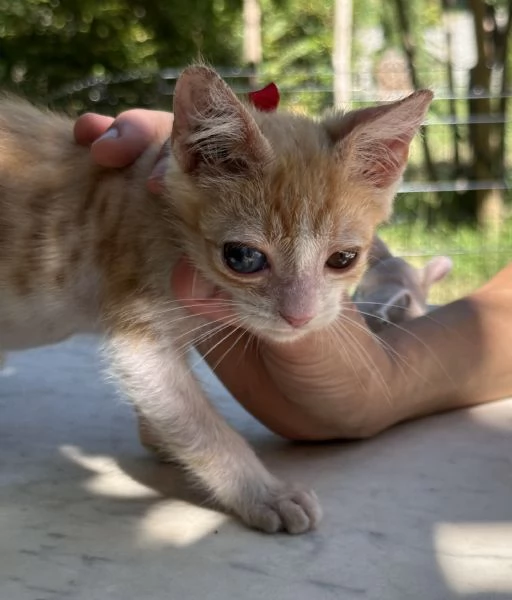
[171,258,512,440]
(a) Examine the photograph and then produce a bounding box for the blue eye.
[223,243,268,274]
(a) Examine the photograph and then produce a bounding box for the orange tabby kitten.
[0,65,432,533]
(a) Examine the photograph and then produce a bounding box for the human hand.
[74,108,173,194]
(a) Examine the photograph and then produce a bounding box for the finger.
[171,258,237,322]
[91,109,173,168]
[73,113,115,146]
[91,109,173,169]
[147,140,171,195]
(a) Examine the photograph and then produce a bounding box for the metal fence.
[52,66,512,303]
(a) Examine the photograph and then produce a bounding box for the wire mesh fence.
[53,65,511,305]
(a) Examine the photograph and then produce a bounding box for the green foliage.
[259,0,334,114]
[0,0,243,113]
[379,218,512,303]
[0,0,510,231]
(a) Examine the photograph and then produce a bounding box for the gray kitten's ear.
[368,235,393,267]
[171,65,272,174]
[421,256,453,289]
[324,90,433,188]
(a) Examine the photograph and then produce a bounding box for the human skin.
[74,109,512,441]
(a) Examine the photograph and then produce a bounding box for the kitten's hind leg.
[109,328,322,534]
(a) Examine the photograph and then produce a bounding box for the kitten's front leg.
[108,329,322,534]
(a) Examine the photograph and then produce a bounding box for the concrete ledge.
[1,336,512,599]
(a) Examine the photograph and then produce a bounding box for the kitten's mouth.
[254,323,315,344]
[270,330,310,343]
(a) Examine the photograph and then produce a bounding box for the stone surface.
[1,336,512,600]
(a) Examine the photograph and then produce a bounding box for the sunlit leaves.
[0,0,242,112]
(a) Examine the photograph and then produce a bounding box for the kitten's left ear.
[324,90,433,188]
[171,65,272,175]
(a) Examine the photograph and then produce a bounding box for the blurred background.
[0,0,510,303]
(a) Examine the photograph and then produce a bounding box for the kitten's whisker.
[345,299,423,313]
[333,318,393,406]
[209,328,248,376]
[330,320,373,390]
[363,315,456,389]
[154,300,242,316]
[346,299,466,346]
[326,321,366,394]
[171,317,223,345]
[190,320,243,354]
[169,316,237,359]
[339,308,424,383]
[174,318,240,361]
[189,321,244,373]
[346,302,455,380]
[343,301,457,383]
[240,329,257,367]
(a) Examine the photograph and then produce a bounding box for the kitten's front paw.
[240,484,322,534]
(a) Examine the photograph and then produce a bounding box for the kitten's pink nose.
[280,312,314,328]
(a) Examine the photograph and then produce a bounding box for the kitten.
[0,65,432,534]
[353,236,452,333]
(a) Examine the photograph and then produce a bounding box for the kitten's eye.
[223,243,268,274]
[326,250,358,270]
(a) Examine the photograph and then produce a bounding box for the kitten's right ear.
[171,65,272,175]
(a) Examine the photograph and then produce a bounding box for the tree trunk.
[495,0,512,181]
[332,0,353,106]
[243,0,262,87]
[393,0,439,205]
[442,1,461,174]
[468,0,504,228]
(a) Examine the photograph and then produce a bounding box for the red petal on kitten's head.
[171,65,272,174]
[325,90,433,189]
[248,83,280,112]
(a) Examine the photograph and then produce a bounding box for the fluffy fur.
[0,65,432,533]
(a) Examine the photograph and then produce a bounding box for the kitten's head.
[164,65,433,342]
[353,255,453,333]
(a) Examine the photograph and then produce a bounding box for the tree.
[243,0,262,85]
[332,0,353,106]
[259,0,334,113]
[0,0,243,113]
[466,0,512,226]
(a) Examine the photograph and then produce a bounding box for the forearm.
[387,263,512,424]
[218,313,398,441]
[232,265,512,441]
[196,264,512,442]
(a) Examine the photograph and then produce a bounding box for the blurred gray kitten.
[353,236,452,333]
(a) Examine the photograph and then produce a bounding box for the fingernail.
[96,127,119,142]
